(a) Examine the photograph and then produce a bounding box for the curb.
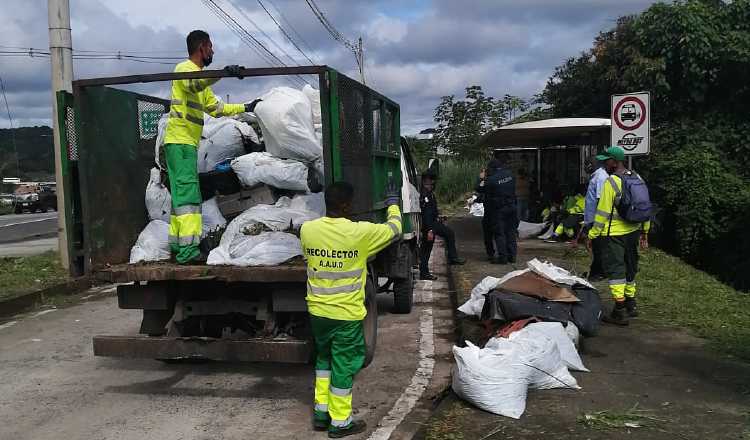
[0,232,58,245]
[0,277,93,318]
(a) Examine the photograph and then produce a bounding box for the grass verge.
[0,205,14,215]
[434,157,485,210]
[567,247,750,360]
[0,251,68,301]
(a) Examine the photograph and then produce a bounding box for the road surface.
[0,212,58,243]
[0,250,455,440]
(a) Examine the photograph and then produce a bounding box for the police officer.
[475,168,495,261]
[484,152,518,264]
[419,173,465,280]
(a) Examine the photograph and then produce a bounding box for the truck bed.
[94,260,308,284]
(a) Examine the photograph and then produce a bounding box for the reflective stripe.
[596,209,612,218]
[388,215,401,222]
[316,369,331,378]
[176,235,201,246]
[330,416,352,428]
[626,282,636,286]
[388,222,400,236]
[186,100,203,111]
[185,113,204,126]
[609,278,627,285]
[174,205,201,215]
[308,268,363,280]
[329,386,352,397]
[314,403,329,412]
[593,221,605,229]
[169,110,183,119]
[307,281,362,295]
[168,235,178,244]
[170,99,183,106]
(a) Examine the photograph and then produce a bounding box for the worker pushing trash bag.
[587,146,652,326]
[163,29,261,264]
[300,180,402,438]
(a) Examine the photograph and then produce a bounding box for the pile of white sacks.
[131,85,325,266]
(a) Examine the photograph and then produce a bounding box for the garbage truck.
[56,66,421,365]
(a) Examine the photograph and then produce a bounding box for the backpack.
[616,173,653,223]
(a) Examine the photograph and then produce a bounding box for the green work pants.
[311,315,365,428]
[602,230,640,301]
[165,143,202,263]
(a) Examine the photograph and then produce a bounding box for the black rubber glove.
[385,177,400,207]
[244,98,262,113]
[224,65,245,79]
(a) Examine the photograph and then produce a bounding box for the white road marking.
[31,309,57,318]
[0,217,57,228]
[0,321,18,331]
[367,303,435,440]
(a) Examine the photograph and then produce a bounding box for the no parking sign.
[611,92,650,155]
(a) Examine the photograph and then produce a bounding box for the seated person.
[419,174,466,280]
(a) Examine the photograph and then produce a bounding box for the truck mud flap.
[92,335,312,363]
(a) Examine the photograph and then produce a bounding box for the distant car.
[621,103,638,122]
[14,186,57,213]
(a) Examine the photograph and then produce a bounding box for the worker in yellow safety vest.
[587,146,650,326]
[300,181,402,438]
[164,30,261,264]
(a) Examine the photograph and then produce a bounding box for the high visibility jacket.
[301,205,402,321]
[589,174,651,239]
[564,194,585,215]
[164,60,245,147]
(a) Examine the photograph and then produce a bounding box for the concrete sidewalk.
[416,216,750,440]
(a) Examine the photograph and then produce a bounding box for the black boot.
[625,297,638,317]
[602,302,629,326]
[449,257,466,265]
[420,273,438,281]
[328,420,367,438]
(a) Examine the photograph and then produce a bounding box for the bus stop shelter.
[477,117,611,195]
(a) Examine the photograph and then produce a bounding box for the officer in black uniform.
[475,168,495,261]
[419,173,466,280]
[484,154,518,264]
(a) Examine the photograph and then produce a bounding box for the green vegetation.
[568,247,750,360]
[434,157,485,213]
[0,126,55,182]
[425,402,469,440]
[0,251,68,301]
[578,404,663,431]
[540,0,750,290]
[0,205,13,215]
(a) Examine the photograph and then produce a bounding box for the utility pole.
[357,37,365,85]
[48,0,73,270]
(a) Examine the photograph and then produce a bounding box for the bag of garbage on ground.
[232,152,309,192]
[129,219,170,263]
[457,270,527,317]
[254,87,322,163]
[453,325,581,418]
[198,117,260,173]
[518,221,547,239]
[207,193,324,266]
[145,167,171,223]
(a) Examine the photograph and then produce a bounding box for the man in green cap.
[587,146,650,325]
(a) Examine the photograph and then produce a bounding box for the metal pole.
[628,156,633,170]
[536,147,541,192]
[357,37,365,85]
[48,0,73,269]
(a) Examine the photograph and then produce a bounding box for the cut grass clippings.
[578,403,664,431]
[567,247,750,361]
[0,251,68,301]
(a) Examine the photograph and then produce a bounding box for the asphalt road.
[0,255,455,440]
[0,212,58,244]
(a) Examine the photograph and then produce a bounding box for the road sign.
[611,92,650,155]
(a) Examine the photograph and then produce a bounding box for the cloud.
[0,0,657,134]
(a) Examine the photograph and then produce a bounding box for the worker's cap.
[596,146,625,162]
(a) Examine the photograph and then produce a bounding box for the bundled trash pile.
[131,85,325,266]
[453,259,601,418]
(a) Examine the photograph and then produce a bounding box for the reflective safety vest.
[300,205,402,321]
[564,194,585,215]
[589,174,651,238]
[164,60,245,147]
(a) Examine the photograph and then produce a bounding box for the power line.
[225,0,301,67]
[0,51,177,65]
[265,0,319,62]
[0,75,21,178]
[200,0,308,87]
[254,0,316,65]
[303,0,364,83]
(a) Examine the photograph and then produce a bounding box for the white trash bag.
[302,84,322,125]
[145,167,171,223]
[198,117,259,173]
[207,231,301,267]
[527,258,593,288]
[154,114,169,170]
[254,87,322,163]
[457,270,528,317]
[513,322,588,372]
[201,197,227,237]
[517,221,547,239]
[232,152,309,191]
[129,220,170,263]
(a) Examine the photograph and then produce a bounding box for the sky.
[0,0,657,134]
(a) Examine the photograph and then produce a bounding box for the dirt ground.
[416,216,750,440]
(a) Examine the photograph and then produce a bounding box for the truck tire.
[392,252,414,314]
[362,275,378,368]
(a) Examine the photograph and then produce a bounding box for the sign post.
[611,92,650,156]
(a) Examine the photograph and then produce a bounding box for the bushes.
[434,157,486,208]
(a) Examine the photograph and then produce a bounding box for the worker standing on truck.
[588,146,651,326]
[300,181,402,438]
[164,30,260,264]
